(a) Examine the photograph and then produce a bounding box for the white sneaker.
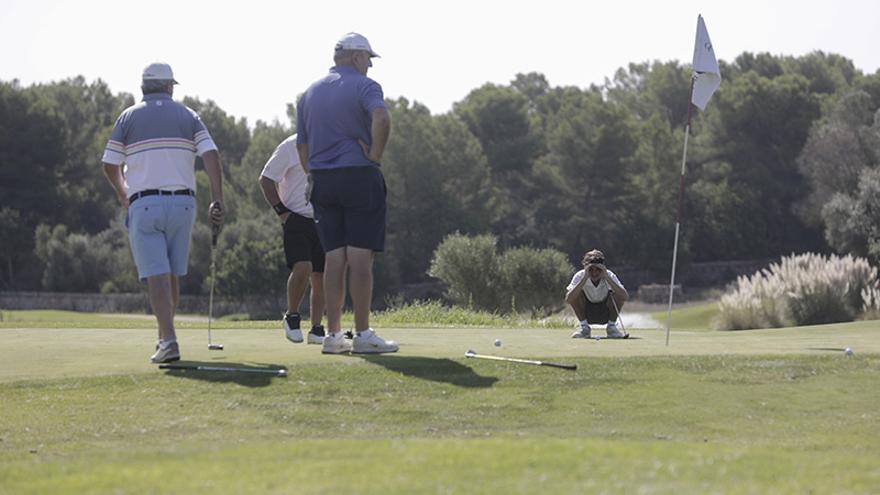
[606,322,626,339]
[284,313,303,343]
[322,331,353,354]
[571,323,591,339]
[150,341,180,363]
[352,329,399,354]
[307,325,325,345]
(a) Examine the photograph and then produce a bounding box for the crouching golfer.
[102,63,224,363]
[565,249,628,339]
[259,134,327,345]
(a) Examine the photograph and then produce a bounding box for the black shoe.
[307,325,325,345]
[284,312,303,343]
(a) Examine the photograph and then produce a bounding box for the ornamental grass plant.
[715,253,878,330]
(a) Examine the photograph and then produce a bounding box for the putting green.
[1,319,877,383]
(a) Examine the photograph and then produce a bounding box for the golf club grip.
[211,223,220,247]
[540,361,578,370]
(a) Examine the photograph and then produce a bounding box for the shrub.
[34,224,115,292]
[715,252,878,330]
[496,247,570,316]
[429,233,571,315]
[428,233,501,311]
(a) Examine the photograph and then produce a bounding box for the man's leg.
[323,247,347,333]
[310,271,325,328]
[287,261,312,314]
[170,274,179,320]
[569,292,588,321]
[570,292,592,338]
[346,246,373,332]
[147,273,176,343]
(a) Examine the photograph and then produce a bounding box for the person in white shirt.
[259,134,327,345]
[565,249,629,339]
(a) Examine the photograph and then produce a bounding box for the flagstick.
[665,77,696,346]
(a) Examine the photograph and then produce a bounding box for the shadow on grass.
[356,355,498,388]
[159,360,287,388]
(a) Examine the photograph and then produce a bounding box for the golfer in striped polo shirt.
[102,62,225,364]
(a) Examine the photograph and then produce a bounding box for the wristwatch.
[273,203,291,215]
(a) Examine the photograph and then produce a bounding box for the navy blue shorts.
[310,166,386,252]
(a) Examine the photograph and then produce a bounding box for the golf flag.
[691,15,720,110]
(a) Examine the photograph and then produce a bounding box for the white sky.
[1,0,878,126]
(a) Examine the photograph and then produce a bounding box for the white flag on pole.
[691,14,721,110]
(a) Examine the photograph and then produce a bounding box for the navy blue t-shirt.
[296,65,386,170]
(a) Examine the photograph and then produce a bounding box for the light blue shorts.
[127,195,197,280]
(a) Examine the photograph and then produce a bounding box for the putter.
[465,350,577,370]
[207,222,223,351]
[159,364,287,376]
[609,291,630,338]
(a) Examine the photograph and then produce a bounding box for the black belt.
[129,189,194,204]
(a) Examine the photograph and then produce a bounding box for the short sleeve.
[566,270,585,292]
[191,112,218,156]
[101,115,126,165]
[360,79,386,113]
[295,96,308,144]
[260,138,297,181]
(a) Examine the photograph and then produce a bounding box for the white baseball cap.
[142,62,179,84]
[334,32,379,57]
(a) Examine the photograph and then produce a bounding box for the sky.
[1,0,878,126]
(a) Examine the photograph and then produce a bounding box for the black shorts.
[310,166,386,252]
[283,212,325,272]
[582,292,618,324]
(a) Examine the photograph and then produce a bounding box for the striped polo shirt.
[102,93,217,195]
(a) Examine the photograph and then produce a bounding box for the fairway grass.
[1,314,878,493]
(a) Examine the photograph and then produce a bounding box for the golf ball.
[494,339,502,347]
[844,347,853,357]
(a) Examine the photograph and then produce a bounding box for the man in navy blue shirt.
[296,32,396,354]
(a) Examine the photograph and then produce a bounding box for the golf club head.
[208,344,224,351]
[465,349,476,357]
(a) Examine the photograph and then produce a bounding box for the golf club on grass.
[159,364,287,376]
[609,291,630,339]
[207,221,223,351]
[465,350,577,370]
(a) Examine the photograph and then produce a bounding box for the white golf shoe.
[321,331,353,354]
[571,322,591,339]
[284,313,304,343]
[150,341,180,363]
[307,325,325,345]
[606,322,626,339]
[352,329,399,354]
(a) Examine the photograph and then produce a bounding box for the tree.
[454,83,537,176]
[822,167,880,264]
[26,77,133,232]
[690,70,825,258]
[381,98,494,284]
[797,90,879,227]
[182,97,251,174]
[531,89,638,260]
